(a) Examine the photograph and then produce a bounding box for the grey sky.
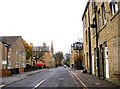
[0,0,87,53]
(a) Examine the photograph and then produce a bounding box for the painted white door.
[92,53,94,75]
[105,47,109,78]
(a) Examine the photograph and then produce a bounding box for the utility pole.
[5,44,9,69]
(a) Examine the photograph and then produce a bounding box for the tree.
[54,51,64,66]
[32,46,45,65]
[22,39,32,60]
[64,53,70,67]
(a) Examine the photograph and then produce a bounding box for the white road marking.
[33,80,45,89]
[94,82,100,85]
[59,78,64,80]
[71,71,88,89]
[0,84,4,88]
[33,72,56,89]
[49,69,52,71]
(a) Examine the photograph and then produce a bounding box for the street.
[2,67,83,89]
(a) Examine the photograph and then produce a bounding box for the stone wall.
[82,1,120,85]
[0,69,11,77]
[19,68,24,74]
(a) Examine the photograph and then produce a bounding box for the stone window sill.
[98,23,107,34]
[110,11,119,21]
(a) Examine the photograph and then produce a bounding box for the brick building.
[82,0,120,85]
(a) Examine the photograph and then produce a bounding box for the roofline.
[1,36,21,45]
[9,36,21,46]
[82,0,90,21]
[19,36,26,50]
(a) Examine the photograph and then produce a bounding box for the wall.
[83,1,120,85]
[9,37,26,69]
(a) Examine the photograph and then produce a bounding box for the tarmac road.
[2,67,83,89]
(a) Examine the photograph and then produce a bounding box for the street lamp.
[90,4,100,78]
[4,44,9,69]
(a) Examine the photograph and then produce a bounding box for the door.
[105,47,109,78]
[92,53,94,75]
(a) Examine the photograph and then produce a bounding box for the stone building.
[32,42,54,68]
[82,0,120,85]
[70,42,84,70]
[0,36,26,77]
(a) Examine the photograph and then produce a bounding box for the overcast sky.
[0,0,87,54]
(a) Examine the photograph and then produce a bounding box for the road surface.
[2,67,84,89]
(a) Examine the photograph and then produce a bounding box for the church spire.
[51,41,54,54]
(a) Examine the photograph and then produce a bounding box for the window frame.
[109,1,118,15]
[92,18,96,36]
[98,9,102,30]
[101,3,107,25]
[85,30,88,44]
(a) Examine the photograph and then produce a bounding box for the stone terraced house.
[82,0,120,85]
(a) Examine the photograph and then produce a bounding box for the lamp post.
[88,3,92,75]
[91,3,100,78]
[5,44,9,69]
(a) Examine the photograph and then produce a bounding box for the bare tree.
[54,51,64,66]
[32,46,45,66]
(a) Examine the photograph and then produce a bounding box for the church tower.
[51,41,54,54]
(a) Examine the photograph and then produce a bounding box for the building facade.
[82,0,120,85]
[70,42,84,70]
[0,36,26,77]
[32,42,53,68]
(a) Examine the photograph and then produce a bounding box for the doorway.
[92,52,94,75]
[105,47,109,78]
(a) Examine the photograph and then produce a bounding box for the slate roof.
[0,36,21,46]
[32,46,49,52]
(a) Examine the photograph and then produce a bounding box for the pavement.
[0,69,45,88]
[71,68,120,89]
[0,67,120,88]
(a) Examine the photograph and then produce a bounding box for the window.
[92,2,94,12]
[15,61,18,68]
[85,30,88,43]
[84,15,87,28]
[92,1,96,13]
[33,62,35,66]
[109,1,118,15]
[98,10,102,29]
[101,3,107,25]
[94,48,98,69]
[86,52,89,68]
[92,18,96,36]
[16,49,18,55]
